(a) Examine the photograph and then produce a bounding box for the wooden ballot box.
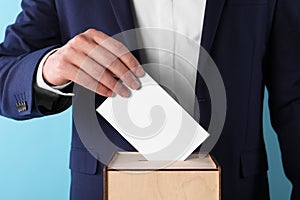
[104,152,221,200]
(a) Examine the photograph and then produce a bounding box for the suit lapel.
[201,0,226,53]
[195,0,226,125]
[109,0,226,64]
[110,0,226,53]
[109,0,141,59]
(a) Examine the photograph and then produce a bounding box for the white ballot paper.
[96,73,209,161]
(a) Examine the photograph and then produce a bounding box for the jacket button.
[16,101,27,112]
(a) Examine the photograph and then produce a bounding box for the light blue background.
[0,1,293,200]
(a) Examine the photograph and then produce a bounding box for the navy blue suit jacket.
[1,0,300,199]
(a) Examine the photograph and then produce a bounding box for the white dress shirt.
[131,0,206,116]
[37,0,207,116]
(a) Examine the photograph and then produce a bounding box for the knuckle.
[104,54,118,67]
[95,68,106,81]
[61,48,72,60]
[114,42,128,56]
[113,40,126,51]
[106,78,118,90]
[126,55,138,68]
[85,28,96,35]
[71,34,87,46]
[120,70,132,80]
[64,44,75,54]
[108,58,120,68]
[127,73,136,82]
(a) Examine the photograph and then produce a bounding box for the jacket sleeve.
[265,0,300,199]
[0,0,71,120]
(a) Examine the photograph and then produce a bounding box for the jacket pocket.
[69,148,99,175]
[240,148,269,178]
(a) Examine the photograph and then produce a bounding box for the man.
[0,0,299,199]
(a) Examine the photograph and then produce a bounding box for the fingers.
[84,29,145,77]
[62,63,114,97]
[65,48,131,97]
[47,28,145,98]
[88,45,141,90]
[70,31,142,91]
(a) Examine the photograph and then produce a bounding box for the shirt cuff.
[36,48,74,97]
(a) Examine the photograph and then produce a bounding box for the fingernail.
[131,80,141,90]
[135,66,145,77]
[121,89,131,98]
[107,91,114,97]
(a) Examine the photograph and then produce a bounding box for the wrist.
[36,48,74,97]
[42,50,69,86]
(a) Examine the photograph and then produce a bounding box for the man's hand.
[43,29,144,97]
